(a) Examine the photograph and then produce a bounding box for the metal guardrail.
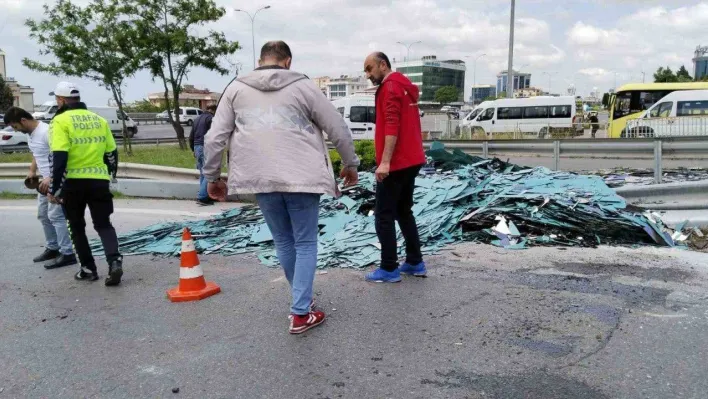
[0,137,180,153]
[625,116,708,138]
[0,162,226,181]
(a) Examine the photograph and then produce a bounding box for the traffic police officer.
[47,82,124,286]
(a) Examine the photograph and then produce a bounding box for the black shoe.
[75,267,99,281]
[196,198,215,206]
[33,249,60,263]
[44,254,78,269]
[105,259,123,287]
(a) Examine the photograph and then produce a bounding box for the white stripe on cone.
[180,264,204,279]
[182,239,196,253]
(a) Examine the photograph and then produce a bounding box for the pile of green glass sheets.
[95,143,682,268]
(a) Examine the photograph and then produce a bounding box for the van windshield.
[38,104,55,112]
[466,108,482,120]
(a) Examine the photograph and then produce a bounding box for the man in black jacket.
[189,104,216,206]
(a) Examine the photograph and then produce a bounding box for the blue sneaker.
[365,268,402,283]
[399,261,427,277]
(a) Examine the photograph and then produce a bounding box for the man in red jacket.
[363,52,427,283]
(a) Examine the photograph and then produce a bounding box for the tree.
[123,99,165,113]
[654,66,678,83]
[601,93,610,108]
[23,0,141,154]
[0,75,14,112]
[126,0,240,149]
[482,95,497,102]
[676,65,693,82]
[435,86,459,105]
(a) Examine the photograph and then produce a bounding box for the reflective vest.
[49,109,117,180]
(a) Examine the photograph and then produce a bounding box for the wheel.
[538,127,549,139]
[127,128,136,138]
[471,127,486,138]
[635,126,654,138]
[187,119,193,126]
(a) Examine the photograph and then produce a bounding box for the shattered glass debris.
[96,143,687,269]
[587,167,708,188]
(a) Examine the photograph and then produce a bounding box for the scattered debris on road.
[587,167,708,187]
[98,143,690,268]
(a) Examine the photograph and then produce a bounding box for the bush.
[330,139,376,175]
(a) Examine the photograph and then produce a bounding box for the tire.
[187,119,193,126]
[127,128,136,138]
[636,126,654,138]
[538,127,549,139]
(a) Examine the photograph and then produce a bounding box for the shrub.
[330,139,376,175]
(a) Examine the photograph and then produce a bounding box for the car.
[155,110,170,119]
[0,126,29,147]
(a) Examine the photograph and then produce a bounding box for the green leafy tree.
[23,0,141,153]
[0,75,14,112]
[654,66,678,83]
[126,0,240,149]
[435,86,459,105]
[601,92,610,108]
[123,99,165,113]
[676,65,693,82]
[482,95,497,102]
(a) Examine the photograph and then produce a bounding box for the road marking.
[0,205,220,218]
[642,312,688,318]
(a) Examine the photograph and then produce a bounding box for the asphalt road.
[1,199,707,398]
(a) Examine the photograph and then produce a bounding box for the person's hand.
[47,194,62,204]
[375,162,390,182]
[208,179,228,202]
[340,166,359,187]
[38,177,50,195]
[27,171,37,180]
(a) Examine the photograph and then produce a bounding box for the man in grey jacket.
[203,41,360,334]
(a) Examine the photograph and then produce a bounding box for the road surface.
[0,199,707,398]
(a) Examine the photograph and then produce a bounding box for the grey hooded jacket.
[202,67,360,197]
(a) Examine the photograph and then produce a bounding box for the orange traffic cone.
[167,228,221,302]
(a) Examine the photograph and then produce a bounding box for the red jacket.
[374,72,426,172]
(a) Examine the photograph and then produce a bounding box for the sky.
[1,0,707,105]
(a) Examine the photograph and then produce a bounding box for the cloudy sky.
[1,0,707,105]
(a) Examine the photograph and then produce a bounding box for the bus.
[608,82,708,138]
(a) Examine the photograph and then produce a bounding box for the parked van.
[176,107,204,126]
[31,101,139,137]
[625,90,708,138]
[331,94,376,140]
[465,96,583,138]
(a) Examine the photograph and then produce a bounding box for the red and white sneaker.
[289,311,326,334]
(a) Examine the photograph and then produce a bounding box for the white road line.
[0,205,220,218]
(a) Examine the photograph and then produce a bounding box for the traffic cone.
[167,228,221,302]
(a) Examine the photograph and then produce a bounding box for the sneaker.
[288,299,317,321]
[289,311,326,334]
[365,268,402,283]
[196,198,215,206]
[105,259,123,287]
[399,261,427,277]
[44,254,78,269]
[33,249,60,263]
[75,266,99,282]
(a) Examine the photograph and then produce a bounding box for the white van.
[465,96,583,138]
[331,94,376,140]
[626,90,708,138]
[461,101,494,128]
[31,101,139,137]
[177,107,204,126]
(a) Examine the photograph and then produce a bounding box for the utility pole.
[506,0,515,98]
[236,5,272,70]
[397,41,421,62]
[470,53,486,105]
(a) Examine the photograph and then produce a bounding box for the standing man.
[203,41,360,334]
[3,107,77,269]
[46,82,123,286]
[363,52,427,283]
[189,104,217,206]
[589,112,600,138]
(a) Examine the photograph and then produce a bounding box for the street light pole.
[236,5,271,70]
[396,41,421,62]
[506,0,515,97]
[471,53,487,105]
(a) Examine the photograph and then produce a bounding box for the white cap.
[49,81,80,98]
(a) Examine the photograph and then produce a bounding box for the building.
[147,84,220,109]
[496,70,531,97]
[469,84,496,104]
[0,49,35,111]
[312,76,330,96]
[324,75,370,100]
[514,87,544,98]
[394,55,466,103]
[694,45,708,80]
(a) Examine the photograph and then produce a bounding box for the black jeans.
[375,165,423,272]
[61,179,121,270]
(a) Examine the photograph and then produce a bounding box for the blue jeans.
[37,194,73,255]
[256,193,321,315]
[194,145,209,201]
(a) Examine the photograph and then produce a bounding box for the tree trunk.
[172,90,186,149]
[110,84,132,155]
